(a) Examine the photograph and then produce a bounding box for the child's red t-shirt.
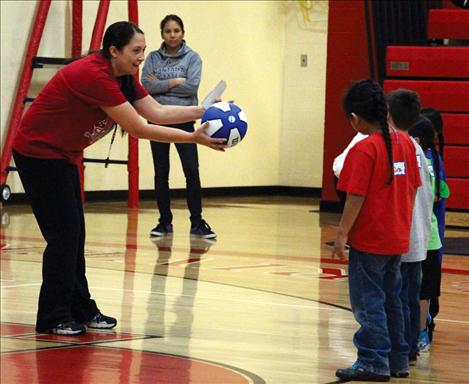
[13,53,148,164]
[338,130,421,255]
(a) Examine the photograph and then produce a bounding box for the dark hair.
[422,107,444,158]
[386,89,421,131]
[101,21,144,104]
[409,116,441,199]
[343,79,393,183]
[160,14,185,34]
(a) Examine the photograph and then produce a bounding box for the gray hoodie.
[141,41,202,106]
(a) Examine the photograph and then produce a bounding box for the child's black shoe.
[336,365,390,382]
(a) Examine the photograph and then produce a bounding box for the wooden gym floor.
[1,196,468,383]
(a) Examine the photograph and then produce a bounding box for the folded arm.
[170,55,202,97]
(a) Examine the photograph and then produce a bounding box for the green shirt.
[426,158,442,250]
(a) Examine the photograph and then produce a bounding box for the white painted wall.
[0,0,328,194]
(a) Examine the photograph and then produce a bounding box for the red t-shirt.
[337,130,421,255]
[13,53,148,164]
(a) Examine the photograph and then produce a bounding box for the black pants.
[334,175,347,211]
[420,249,441,300]
[149,121,202,226]
[13,150,98,332]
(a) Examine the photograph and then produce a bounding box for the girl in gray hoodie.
[142,14,216,240]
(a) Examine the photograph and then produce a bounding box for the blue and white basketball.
[201,102,248,147]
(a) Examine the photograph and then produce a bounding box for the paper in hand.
[202,80,227,109]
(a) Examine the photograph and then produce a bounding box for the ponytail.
[409,116,441,199]
[343,79,393,183]
[119,75,136,104]
[422,107,444,158]
[373,84,393,184]
[430,142,441,200]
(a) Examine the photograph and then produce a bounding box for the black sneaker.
[409,351,419,365]
[49,321,86,336]
[86,312,117,329]
[190,220,216,239]
[391,370,409,378]
[336,365,390,382]
[150,223,173,237]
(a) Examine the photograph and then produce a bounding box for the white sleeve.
[333,153,346,178]
[332,132,368,178]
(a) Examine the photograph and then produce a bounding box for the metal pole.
[127,0,140,208]
[0,0,52,186]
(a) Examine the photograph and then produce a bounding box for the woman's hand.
[193,122,226,151]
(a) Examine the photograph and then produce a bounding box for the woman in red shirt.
[12,21,225,336]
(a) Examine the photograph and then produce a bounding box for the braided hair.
[343,79,393,183]
[422,107,444,158]
[409,116,441,199]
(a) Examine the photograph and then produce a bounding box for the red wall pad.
[428,10,469,40]
[320,0,370,206]
[383,80,469,113]
[386,46,469,78]
[446,178,469,210]
[443,114,469,145]
[445,146,469,178]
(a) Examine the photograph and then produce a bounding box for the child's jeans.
[400,261,422,356]
[348,248,409,375]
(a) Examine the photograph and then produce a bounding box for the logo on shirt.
[84,118,114,144]
[428,164,435,177]
[393,161,406,176]
[156,65,186,80]
[416,154,422,168]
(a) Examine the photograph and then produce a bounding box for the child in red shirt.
[333,80,421,382]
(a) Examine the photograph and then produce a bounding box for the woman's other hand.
[193,122,226,151]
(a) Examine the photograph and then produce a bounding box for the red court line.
[0,322,147,345]
[0,346,257,384]
[320,258,469,276]
[2,234,468,276]
[21,331,143,344]
[0,323,36,337]
[440,267,469,276]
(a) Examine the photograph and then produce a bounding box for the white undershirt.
[332,132,368,178]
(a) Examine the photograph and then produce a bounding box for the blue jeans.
[400,261,421,356]
[348,248,409,375]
